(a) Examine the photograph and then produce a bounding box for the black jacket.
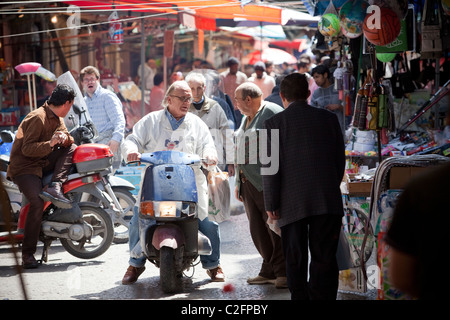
[262,100,345,227]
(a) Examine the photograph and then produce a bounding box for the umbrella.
[269,38,308,51]
[15,62,40,111]
[220,25,286,39]
[281,8,320,26]
[243,47,297,65]
[35,66,57,82]
[15,62,57,111]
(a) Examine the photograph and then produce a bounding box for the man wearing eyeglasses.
[120,80,224,284]
[80,66,126,170]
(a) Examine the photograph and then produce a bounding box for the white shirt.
[248,73,276,99]
[121,109,218,220]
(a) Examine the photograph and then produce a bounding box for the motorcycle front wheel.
[109,187,135,244]
[87,187,135,244]
[60,205,114,259]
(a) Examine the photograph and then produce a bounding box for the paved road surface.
[0,211,376,301]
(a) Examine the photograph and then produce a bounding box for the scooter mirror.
[0,130,14,144]
[72,104,83,116]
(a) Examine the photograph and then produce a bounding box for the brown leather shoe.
[40,182,72,209]
[275,276,288,289]
[122,265,146,285]
[22,253,39,269]
[206,266,225,282]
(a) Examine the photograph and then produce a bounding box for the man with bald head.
[233,82,286,288]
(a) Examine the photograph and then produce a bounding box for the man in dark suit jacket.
[262,73,345,300]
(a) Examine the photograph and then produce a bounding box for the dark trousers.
[240,176,286,278]
[13,144,76,256]
[281,214,342,300]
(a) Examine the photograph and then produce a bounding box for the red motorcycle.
[0,143,115,263]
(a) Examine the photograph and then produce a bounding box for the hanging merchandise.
[378,82,389,128]
[421,0,443,59]
[353,71,372,131]
[314,0,348,16]
[108,11,123,45]
[334,62,344,90]
[339,0,369,39]
[343,60,353,116]
[369,0,409,20]
[363,7,401,46]
[390,53,417,99]
[441,2,450,50]
[376,52,396,62]
[366,80,379,131]
[318,1,341,37]
[443,0,450,15]
[345,95,352,116]
[375,19,408,53]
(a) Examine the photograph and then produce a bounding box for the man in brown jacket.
[7,84,77,269]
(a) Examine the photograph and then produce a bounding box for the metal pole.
[434,58,440,129]
[140,16,145,118]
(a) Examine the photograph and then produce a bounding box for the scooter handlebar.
[126,151,203,167]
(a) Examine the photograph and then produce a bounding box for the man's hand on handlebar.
[202,155,218,169]
[127,152,141,162]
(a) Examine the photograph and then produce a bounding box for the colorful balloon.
[339,0,369,39]
[319,13,341,37]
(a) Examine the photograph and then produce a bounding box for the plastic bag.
[207,167,230,223]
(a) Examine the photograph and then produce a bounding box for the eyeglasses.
[83,77,97,83]
[170,95,193,103]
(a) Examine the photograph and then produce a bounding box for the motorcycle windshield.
[57,71,93,132]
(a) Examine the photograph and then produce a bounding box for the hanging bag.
[391,53,417,98]
[207,167,230,223]
[421,0,443,58]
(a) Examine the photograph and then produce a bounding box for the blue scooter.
[134,150,212,293]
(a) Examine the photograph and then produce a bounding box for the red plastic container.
[72,143,113,173]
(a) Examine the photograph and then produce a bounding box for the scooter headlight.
[140,201,196,218]
[158,201,179,217]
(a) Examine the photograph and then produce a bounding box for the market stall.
[311,0,450,298]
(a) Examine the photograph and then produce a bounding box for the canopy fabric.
[65,0,178,14]
[220,25,286,39]
[63,1,319,31]
[193,3,282,24]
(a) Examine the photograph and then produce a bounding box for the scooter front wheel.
[60,205,114,259]
[160,246,182,293]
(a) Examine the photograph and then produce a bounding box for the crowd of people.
[8,52,359,300]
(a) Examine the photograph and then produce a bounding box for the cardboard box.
[347,181,373,195]
[339,268,367,293]
[388,167,429,189]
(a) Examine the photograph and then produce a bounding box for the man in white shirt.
[248,61,276,100]
[137,58,157,91]
[120,80,226,285]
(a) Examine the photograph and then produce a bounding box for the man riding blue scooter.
[120,80,225,285]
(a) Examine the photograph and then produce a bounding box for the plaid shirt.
[84,85,125,143]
